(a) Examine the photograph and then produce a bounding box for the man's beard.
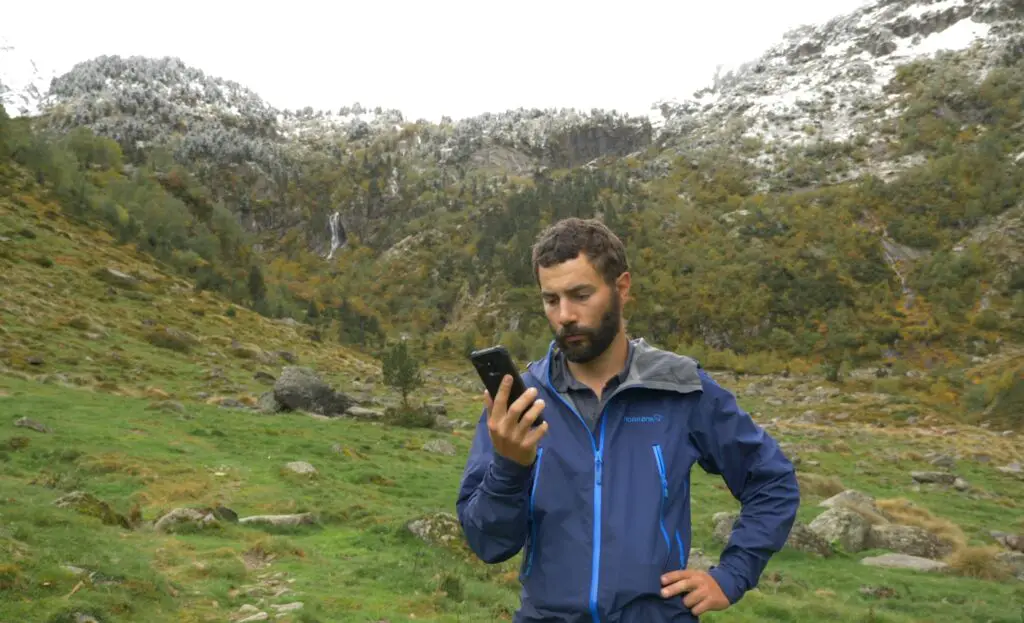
[554,292,622,364]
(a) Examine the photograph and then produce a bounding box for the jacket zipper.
[675,530,686,569]
[652,444,671,554]
[524,447,544,576]
[544,375,607,623]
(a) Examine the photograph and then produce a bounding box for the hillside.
[2,4,1023,402]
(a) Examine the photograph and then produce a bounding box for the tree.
[382,339,423,408]
[247,264,266,305]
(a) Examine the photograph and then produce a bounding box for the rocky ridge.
[656,0,1023,148]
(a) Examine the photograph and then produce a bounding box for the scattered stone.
[910,471,956,485]
[991,531,1024,553]
[783,522,834,557]
[859,585,898,599]
[860,553,949,572]
[996,551,1024,581]
[272,366,351,416]
[711,512,737,544]
[929,454,955,469]
[272,602,304,613]
[422,439,456,456]
[407,512,463,548]
[14,417,50,433]
[257,391,283,414]
[865,524,953,559]
[953,477,970,491]
[687,548,716,571]
[53,491,131,529]
[237,613,269,622]
[808,507,872,553]
[285,461,316,475]
[346,406,384,420]
[153,508,218,533]
[93,267,139,289]
[254,371,276,383]
[820,489,878,514]
[239,513,317,528]
[997,462,1022,475]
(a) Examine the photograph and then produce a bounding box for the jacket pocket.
[523,447,544,577]
[652,444,671,563]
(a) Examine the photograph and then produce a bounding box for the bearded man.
[456,217,800,622]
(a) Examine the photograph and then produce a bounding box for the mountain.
[2,0,1023,429]
[0,36,57,117]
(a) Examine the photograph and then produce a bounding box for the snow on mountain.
[656,0,1022,147]
[0,36,57,117]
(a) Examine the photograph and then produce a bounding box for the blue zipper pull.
[595,453,603,486]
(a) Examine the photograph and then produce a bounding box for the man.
[456,217,800,622]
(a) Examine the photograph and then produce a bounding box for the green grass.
[2,376,1023,622]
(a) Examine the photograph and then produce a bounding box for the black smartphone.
[469,345,544,427]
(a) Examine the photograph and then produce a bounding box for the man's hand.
[484,375,548,466]
[661,570,730,616]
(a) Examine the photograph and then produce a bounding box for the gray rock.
[783,522,834,557]
[866,524,953,559]
[422,439,456,456]
[285,461,316,475]
[860,553,949,572]
[820,489,879,514]
[14,417,50,433]
[911,471,956,485]
[272,366,351,416]
[809,507,872,553]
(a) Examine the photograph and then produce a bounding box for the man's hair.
[531,217,629,285]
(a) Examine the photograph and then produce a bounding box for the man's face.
[537,254,628,364]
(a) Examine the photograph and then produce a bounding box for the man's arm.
[455,408,535,564]
[688,370,800,605]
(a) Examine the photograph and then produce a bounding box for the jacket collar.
[527,337,703,397]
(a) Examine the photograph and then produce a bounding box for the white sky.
[4,0,875,121]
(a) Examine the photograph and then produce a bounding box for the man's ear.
[616,271,631,303]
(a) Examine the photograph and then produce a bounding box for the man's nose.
[557,301,578,324]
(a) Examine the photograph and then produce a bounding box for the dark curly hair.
[531,217,629,286]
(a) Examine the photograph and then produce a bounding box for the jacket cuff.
[708,564,745,605]
[484,452,534,493]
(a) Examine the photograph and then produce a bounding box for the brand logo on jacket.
[624,414,664,424]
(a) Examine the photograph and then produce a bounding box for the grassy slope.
[2,169,1024,622]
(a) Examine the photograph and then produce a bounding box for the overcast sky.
[5,0,875,121]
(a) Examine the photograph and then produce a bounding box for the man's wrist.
[485,452,534,493]
[707,564,745,605]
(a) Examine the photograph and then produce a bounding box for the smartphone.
[469,345,544,427]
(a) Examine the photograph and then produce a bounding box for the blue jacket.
[456,338,800,622]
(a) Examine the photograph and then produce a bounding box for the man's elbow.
[456,499,524,564]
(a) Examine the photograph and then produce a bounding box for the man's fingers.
[522,420,549,448]
[508,386,538,420]
[660,569,695,588]
[516,397,546,431]
[494,375,513,413]
[661,578,691,598]
[682,585,707,610]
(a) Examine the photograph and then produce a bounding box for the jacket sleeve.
[455,407,535,564]
[688,370,800,605]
